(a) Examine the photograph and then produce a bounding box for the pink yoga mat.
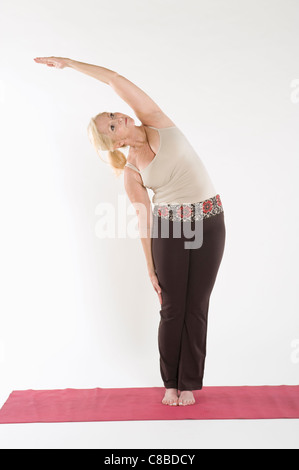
[0,385,298,424]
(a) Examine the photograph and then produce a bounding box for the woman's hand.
[148,270,162,305]
[34,56,70,69]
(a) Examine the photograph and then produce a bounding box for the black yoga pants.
[151,205,226,391]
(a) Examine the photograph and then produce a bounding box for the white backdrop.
[0,0,298,407]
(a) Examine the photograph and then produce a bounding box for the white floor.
[0,419,298,449]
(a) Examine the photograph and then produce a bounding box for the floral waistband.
[153,194,224,222]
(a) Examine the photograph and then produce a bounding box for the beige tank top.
[124,125,217,205]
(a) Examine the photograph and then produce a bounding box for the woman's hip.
[152,194,224,223]
[151,194,225,248]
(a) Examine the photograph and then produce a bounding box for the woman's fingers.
[34,56,55,61]
[34,58,56,67]
[34,57,52,64]
[154,283,162,305]
[149,272,162,305]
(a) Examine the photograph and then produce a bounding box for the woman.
[34,56,226,406]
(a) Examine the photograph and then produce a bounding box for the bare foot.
[162,388,179,406]
[178,390,195,406]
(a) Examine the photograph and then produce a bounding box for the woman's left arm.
[34,56,118,83]
[66,58,119,84]
[67,58,163,117]
[34,57,163,119]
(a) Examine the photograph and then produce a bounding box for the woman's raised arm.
[34,57,118,84]
[34,57,163,120]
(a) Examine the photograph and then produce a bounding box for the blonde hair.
[87,112,128,177]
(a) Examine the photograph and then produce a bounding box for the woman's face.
[95,112,135,147]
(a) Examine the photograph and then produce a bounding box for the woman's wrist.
[64,58,73,68]
[148,266,156,276]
